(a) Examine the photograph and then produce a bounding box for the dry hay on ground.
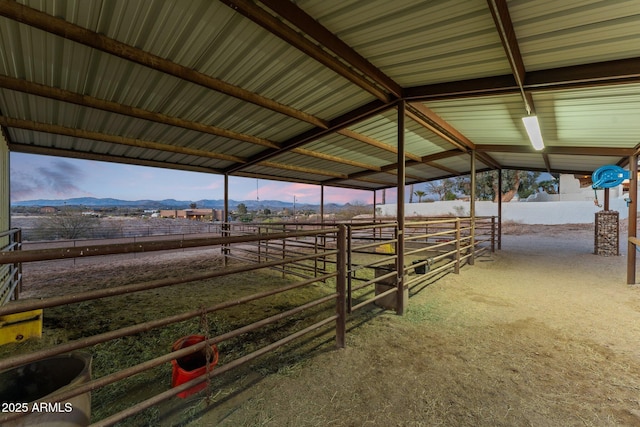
[6,224,640,426]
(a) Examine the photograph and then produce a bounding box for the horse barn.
[1,0,640,425]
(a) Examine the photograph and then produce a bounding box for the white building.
[378,174,635,225]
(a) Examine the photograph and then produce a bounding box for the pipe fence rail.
[0,228,22,305]
[0,216,495,425]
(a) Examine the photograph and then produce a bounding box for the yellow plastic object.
[0,309,43,346]
[375,243,394,254]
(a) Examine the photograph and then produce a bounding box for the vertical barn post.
[320,184,325,225]
[627,154,638,284]
[346,225,353,313]
[396,100,407,315]
[223,174,230,267]
[497,169,502,250]
[455,218,461,274]
[336,225,347,348]
[469,149,476,265]
[373,189,377,224]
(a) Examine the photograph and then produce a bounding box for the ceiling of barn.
[0,0,639,192]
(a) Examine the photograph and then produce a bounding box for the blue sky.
[10,152,380,205]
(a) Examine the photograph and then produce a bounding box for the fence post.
[455,218,461,274]
[470,216,476,265]
[222,223,229,267]
[336,225,347,348]
[491,216,496,252]
[13,229,22,299]
[282,234,286,278]
[346,225,352,314]
[395,222,407,316]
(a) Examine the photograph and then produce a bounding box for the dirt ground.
[16,223,640,426]
[188,224,640,427]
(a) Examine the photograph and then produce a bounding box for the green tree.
[455,170,541,201]
[425,178,456,201]
[413,190,427,203]
[236,203,247,215]
[537,178,559,194]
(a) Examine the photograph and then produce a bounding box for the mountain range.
[11,197,347,211]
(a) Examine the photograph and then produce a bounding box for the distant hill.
[10,197,346,211]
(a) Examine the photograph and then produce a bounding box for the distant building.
[159,208,223,221]
[39,206,57,214]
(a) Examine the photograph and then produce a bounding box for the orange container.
[171,335,219,398]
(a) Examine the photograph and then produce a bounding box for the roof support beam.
[338,129,422,162]
[487,0,535,114]
[1,75,394,172]
[324,149,465,185]
[405,104,470,152]
[476,144,634,156]
[9,144,225,175]
[257,161,347,179]
[406,57,640,102]
[0,1,328,129]
[0,76,280,149]
[406,103,501,169]
[0,117,246,163]
[224,99,394,173]
[542,153,552,174]
[257,0,403,98]
[221,0,390,102]
[526,57,640,90]
[292,147,382,172]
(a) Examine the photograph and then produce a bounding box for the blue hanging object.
[591,165,630,189]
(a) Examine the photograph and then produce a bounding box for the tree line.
[411,170,558,203]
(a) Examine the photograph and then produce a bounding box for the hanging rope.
[593,189,602,207]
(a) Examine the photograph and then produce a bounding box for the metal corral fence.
[0,228,21,305]
[12,217,226,241]
[0,217,495,425]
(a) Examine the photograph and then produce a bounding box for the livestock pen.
[0,217,495,425]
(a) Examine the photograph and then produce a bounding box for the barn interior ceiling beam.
[224,98,394,174]
[338,129,422,162]
[486,0,534,115]
[220,0,391,102]
[9,143,225,175]
[406,103,501,169]
[291,147,382,172]
[323,150,467,186]
[256,0,403,98]
[476,144,635,157]
[0,1,328,129]
[257,161,348,179]
[525,57,640,90]
[405,105,469,153]
[406,57,640,102]
[542,153,552,174]
[0,75,280,149]
[0,116,247,164]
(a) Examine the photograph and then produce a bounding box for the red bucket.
[171,335,219,398]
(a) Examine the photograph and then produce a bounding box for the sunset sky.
[10,152,393,205]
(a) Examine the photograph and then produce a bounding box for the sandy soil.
[16,223,640,426]
[188,224,640,426]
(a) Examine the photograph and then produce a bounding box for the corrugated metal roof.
[510,0,640,71]
[0,0,639,193]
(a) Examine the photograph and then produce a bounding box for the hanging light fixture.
[522,115,544,150]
